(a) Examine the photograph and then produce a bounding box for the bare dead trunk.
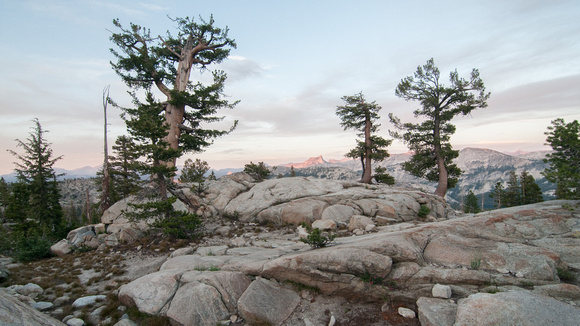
[100,86,111,212]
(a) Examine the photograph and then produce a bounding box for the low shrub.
[557,267,577,282]
[360,271,385,285]
[470,257,482,270]
[300,224,336,249]
[418,205,431,218]
[151,210,202,239]
[14,233,53,262]
[373,166,395,185]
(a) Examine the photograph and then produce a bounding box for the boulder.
[432,284,452,299]
[416,297,457,326]
[50,239,72,256]
[13,283,43,299]
[322,204,361,225]
[31,301,54,311]
[118,269,183,315]
[102,197,134,224]
[167,271,251,325]
[454,290,580,326]
[106,224,144,244]
[398,307,416,318]
[166,282,230,325]
[237,277,300,326]
[257,198,329,225]
[180,271,252,312]
[66,226,96,246]
[312,219,337,230]
[348,215,374,232]
[65,318,85,326]
[0,289,66,325]
[72,295,107,308]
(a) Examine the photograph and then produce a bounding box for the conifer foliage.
[6,119,65,261]
[336,92,389,183]
[489,170,543,209]
[109,15,238,170]
[543,119,580,199]
[8,119,64,235]
[96,135,142,205]
[463,190,481,213]
[389,58,490,197]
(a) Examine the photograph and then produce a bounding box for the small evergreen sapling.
[300,223,336,248]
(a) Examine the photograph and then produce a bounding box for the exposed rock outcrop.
[117,199,580,325]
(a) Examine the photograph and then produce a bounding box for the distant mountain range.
[1,148,554,210]
[271,148,555,209]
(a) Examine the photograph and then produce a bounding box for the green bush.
[418,205,431,218]
[127,197,202,240]
[557,267,577,282]
[360,271,385,285]
[151,210,201,239]
[374,166,395,185]
[14,233,53,262]
[244,161,271,181]
[300,224,336,249]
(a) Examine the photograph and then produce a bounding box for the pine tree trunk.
[157,38,199,169]
[434,154,448,197]
[433,114,448,197]
[361,118,373,183]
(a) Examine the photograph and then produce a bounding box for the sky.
[1,0,579,175]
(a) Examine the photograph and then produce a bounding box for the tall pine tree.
[336,92,387,183]
[488,182,505,209]
[8,119,64,236]
[96,135,142,204]
[520,171,544,205]
[504,171,521,207]
[389,58,489,197]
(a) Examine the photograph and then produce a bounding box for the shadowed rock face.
[115,199,580,325]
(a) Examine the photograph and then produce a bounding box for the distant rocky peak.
[284,155,328,169]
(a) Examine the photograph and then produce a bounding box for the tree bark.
[161,40,204,169]
[433,114,448,197]
[361,117,373,183]
[434,150,448,197]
